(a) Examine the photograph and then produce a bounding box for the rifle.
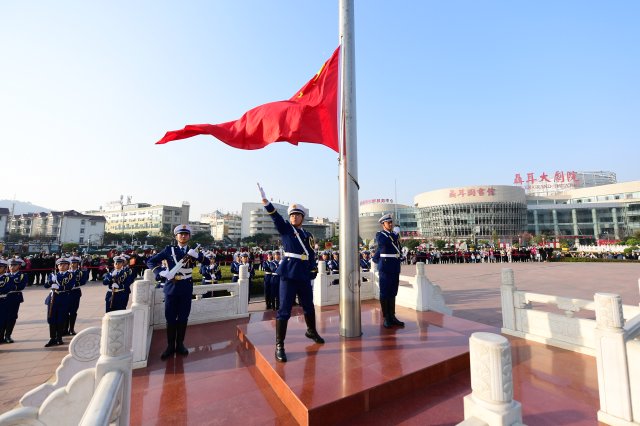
[165,244,201,281]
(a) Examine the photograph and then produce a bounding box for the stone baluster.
[131,273,153,367]
[594,292,633,424]
[462,332,523,425]
[501,269,516,333]
[238,265,249,314]
[313,261,329,306]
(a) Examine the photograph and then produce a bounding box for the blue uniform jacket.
[360,258,371,270]
[372,230,402,274]
[0,274,16,296]
[264,202,317,281]
[44,271,76,305]
[103,268,135,292]
[7,272,27,303]
[146,245,209,296]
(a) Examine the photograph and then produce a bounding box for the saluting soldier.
[146,225,210,360]
[4,258,28,343]
[66,256,89,335]
[44,258,77,347]
[0,260,15,344]
[371,213,405,329]
[258,183,324,363]
[103,256,135,312]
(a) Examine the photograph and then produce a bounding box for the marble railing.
[312,261,375,306]
[500,268,640,355]
[0,310,134,426]
[595,291,640,426]
[312,261,452,314]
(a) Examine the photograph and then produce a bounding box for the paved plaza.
[0,261,638,415]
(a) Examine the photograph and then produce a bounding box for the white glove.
[257,182,267,201]
[51,283,60,290]
[112,283,119,289]
[159,270,169,279]
[187,249,199,258]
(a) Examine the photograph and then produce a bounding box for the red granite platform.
[236,306,491,425]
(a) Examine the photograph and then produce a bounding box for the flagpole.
[338,0,361,338]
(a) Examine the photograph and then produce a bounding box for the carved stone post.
[313,261,329,306]
[463,332,523,425]
[594,293,633,424]
[238,264,249,314]
[95,310,134,426]
[501,269,516,333]
[370,261,380,299]
[131,274,153,368]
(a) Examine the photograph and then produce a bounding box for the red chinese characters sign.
[449,187,496,198]
[514,170,577,194]
[360,198,394,206]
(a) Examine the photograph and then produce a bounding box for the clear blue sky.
[1,1,638,220]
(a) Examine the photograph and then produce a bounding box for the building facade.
[85,201,190,237]
[200,211,242,242]
[7,210,106,244]
[358,198,419,242]
[414,186,527,242]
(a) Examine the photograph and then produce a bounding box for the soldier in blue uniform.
[271,250,282,310]
[146,224,209,360]
[230,253,240,282]
[66,256,89,335]
[44,258,77,347]
[4,258,28,343]
[0,260,15,344]
[262,251,275,309]
[103,256,136,312]
[258,183,324,362]
[371,213,405,328]
[326,251,339,274]
[360,250,371,271]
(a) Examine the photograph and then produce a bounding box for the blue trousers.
[277,278,314,321]
[378,271,400,300]
[69,289,82,315]
[164,293,192,325]
[46,293,70,325]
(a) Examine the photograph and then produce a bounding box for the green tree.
[404,239,421,251]
[434,239,446,250]
[134,231,149,242]
[190,232,214,247]
[103,232,120,245]
[62,243,79,253]
[242,233,273,247]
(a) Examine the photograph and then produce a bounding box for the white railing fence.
[312,261,451,315]
[500,268,640,355]
[0,310,134,426]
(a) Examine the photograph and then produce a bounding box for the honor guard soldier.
[258,183,324,363]
[371,213,405,328]
[360,250,371,272]
[262,251,275,309]
[44,258,77,347]
[66,256,89,335]
[271,251,282,310]
[320,251,331,273]
[230,253,240,282]
[327,251,340,274]
[146,225,210,360]
[0,260,15,344]
[4,258,28,343]
[104,256,135,312]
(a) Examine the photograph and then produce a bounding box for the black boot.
[0,324,6,344]
[304,314,325,344]
[5,320,16,343]
[381,299,393,328]
[68,314,77,335]
[44,325,57,347]
[275,319,288,362]
[390,297,405,327]
[175,323,189,356]
[56,324,65,345]
[161,324,177,360]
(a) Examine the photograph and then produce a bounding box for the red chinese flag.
[156,47,340,152]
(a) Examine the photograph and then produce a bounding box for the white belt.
[284,252,309,260]
[0,294,7,299]
[380,254,400,258]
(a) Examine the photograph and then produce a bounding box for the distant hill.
[0,200,51,215]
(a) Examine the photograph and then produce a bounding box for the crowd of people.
[406,246,557,264]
